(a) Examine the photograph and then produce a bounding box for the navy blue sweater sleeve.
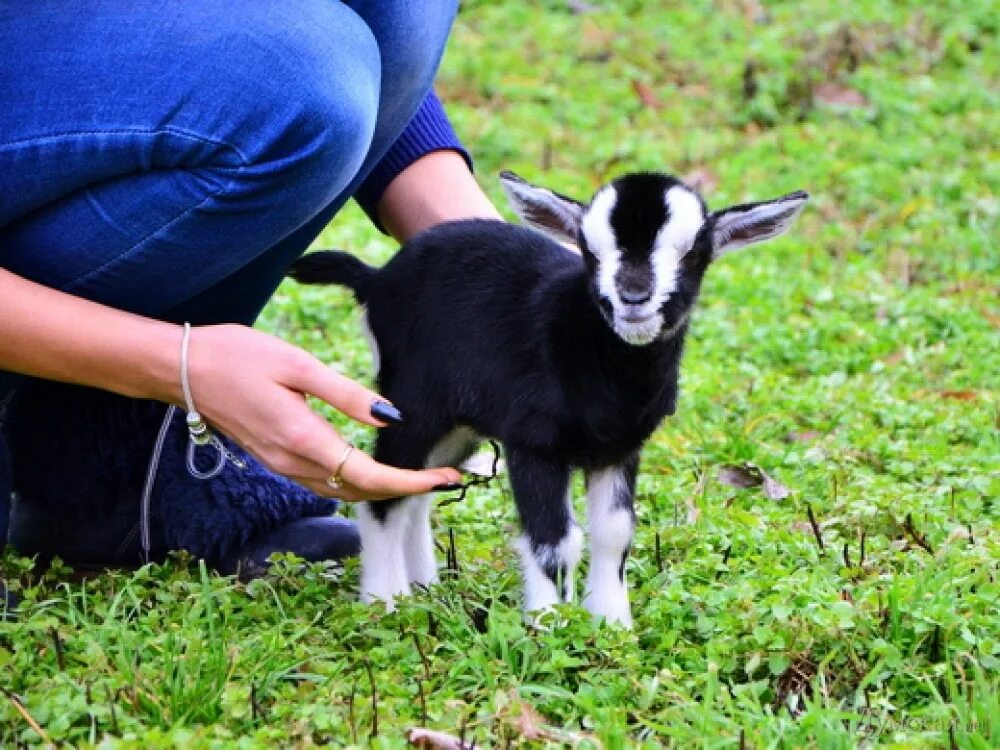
[353,91,473,231]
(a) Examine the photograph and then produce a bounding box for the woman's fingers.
[336,449,462,500]
[285,353,400,428]
[271,401,461,501]
[290,455,462,502]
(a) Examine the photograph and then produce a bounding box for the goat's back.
[367,219,580,354]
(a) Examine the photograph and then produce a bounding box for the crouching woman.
[0,0,498,579]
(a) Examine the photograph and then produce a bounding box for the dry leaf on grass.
[510,700,602,747]
[814,82,868,108]
[718,463,791,500]
[883,349,907,366]
[513,701,554,742]
[407,728,472,750]
[687,471,709,523]
[739,0,769,24]
[683,167,719,193]
[631,79,662,110]
[937,390,978,401]
[785,430,823,443]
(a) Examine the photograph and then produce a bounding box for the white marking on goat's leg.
[358,501,410,610]
[403,494,437,587]
[515,523,584,614]
[507,450,580,621]
[583,462,637,628]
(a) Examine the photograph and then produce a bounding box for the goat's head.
[500,170,809,346]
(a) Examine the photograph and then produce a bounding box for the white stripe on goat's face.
[580,176,707,346]
[581,186,621,313]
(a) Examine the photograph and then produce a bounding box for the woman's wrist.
[129,318,187,405]
[376,150,501,243]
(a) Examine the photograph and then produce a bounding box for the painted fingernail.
[432,483,464,492]
[370,400,403,424]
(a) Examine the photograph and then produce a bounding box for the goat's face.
[500,170,809,346]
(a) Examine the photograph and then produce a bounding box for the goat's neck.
[544,272,685,382]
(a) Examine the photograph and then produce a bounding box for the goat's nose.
[620,288,652,305]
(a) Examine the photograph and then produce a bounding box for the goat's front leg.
[357,499,411,609]
[400,426,482,588]
[507,448,582,614]
[583,453,638,628]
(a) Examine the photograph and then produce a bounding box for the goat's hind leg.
[583,453,638,628]
[507,448,582,615]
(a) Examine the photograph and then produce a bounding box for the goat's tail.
[287,251,377,303]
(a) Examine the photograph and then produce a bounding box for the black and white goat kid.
[289,171,808,627]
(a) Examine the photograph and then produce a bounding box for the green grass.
[3,1,998,747]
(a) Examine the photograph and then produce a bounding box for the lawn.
[2,1,998,747]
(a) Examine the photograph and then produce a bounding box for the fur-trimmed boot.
[4,381,359,575]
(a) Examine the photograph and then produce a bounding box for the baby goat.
[289,171,807,626]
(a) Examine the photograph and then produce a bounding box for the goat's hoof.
[583,598,633,629]
[523,605,568,631]
[359,585,411,612]
[592,612,633,630]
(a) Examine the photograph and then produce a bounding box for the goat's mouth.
[613,311,663,346]
[620,312,655,323]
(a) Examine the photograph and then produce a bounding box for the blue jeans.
[0,0,458,545]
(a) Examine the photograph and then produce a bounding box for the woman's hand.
[184,324,461,501]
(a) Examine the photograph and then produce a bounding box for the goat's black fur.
[292,221,689,471]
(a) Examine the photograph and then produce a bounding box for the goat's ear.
[708,190,809,260]
[499,170,585,245]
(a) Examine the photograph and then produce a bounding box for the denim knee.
[0,0,382,315]
[346,0,458,128]
[208,2,382,220]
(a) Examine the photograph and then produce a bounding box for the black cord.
[436,439,502,507]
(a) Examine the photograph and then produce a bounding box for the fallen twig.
[347,680,357,745]
[417,679,428,725]
[805,503,825,552]
[3,687,55,747]
[50,627,65,672]
[448,528,459,571]
[364,659,378,739]
[105,685,119,735]
[716,545,732,580]
[412,631,431,681]
[903,513,934,555]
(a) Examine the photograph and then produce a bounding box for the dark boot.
[1,424,16,615]
[2,387,23,614]
[5,381,358,574]
[217,515,361,578]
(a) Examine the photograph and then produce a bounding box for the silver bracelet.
[180,322,245,477]
[181,322,213,446]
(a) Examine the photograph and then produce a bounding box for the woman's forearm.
[0,268,462,499]
[0,268,181,403]
[376,150,501,243]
